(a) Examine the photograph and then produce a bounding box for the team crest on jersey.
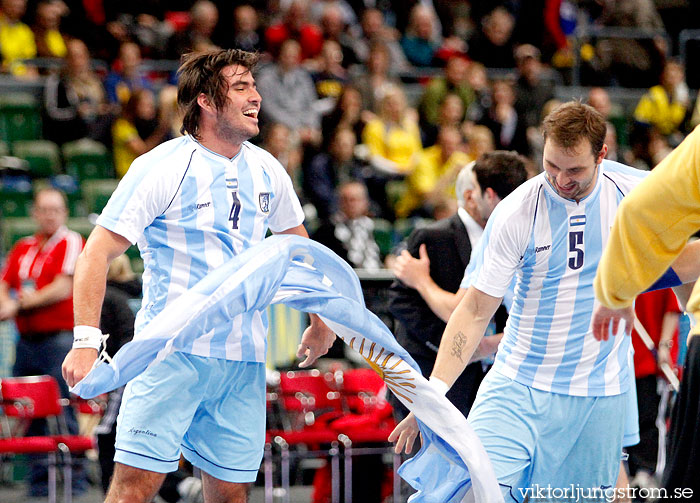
[259,192,271,213]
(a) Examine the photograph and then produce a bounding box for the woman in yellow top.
[361,84,422,175]
[112,89,172,177]
[32,0,67,59]
[633,60,689,138]
[396,125,471,217]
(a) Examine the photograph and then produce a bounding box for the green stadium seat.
[13,140,62,178]
[1,217,35,252]
[372,218,395,257]
[63,138,113,180]
[0,187,33,217]
[0,93,42,144]
[81,179,119,215]
[66,217,94,240]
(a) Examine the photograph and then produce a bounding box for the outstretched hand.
[297,317,336,368]
[591,304,634,341]
[388,412,420,454]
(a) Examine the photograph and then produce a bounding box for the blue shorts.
[468,370,626,502]
[114,352,266,483]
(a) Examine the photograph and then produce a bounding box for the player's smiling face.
[215,64,261,144]
[543,137,606,202]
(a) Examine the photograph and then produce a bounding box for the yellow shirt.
[43,29,67,58]
[0,16,36,75]
[112,118,139,178]
[396,146,471,217]
[595,126,700,328]
[633,85,687,136]
[362,118,422,174]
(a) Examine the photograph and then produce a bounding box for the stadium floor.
[0,483,315,502]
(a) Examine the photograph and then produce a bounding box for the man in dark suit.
[388,151,528,418]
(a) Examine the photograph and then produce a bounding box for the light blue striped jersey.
[97,135,304,362]
[461,159,647,396]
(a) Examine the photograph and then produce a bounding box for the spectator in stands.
[592,0,666,87]
[397,125,470,218]
[0,188,87,497]
[478,78,530,155]
[304,127,372,220]
[400,4,440,67]
[165,0,219,59]
[229,4,264,53]
[513,44,559,130]
[320,85,365,150]
[311,40,348,114]
[158,84,183,140]
[264,0,323,60]
[350,7,409,73]
[317,3,359,68]
[31,0,67,60]
[312,181,383,269]
[104,41,153,107]
[634,59,690,145]
[351,41,401,116]
[464,61,492,124]
[467,6,517,69]
[421,92,466,147]
[112,89,172,177]
[0,0,37,76]
[360,84,422,176]
[309,0,356,27]
[419,56,473,128]
[464,124,495,161]
[44,38,113,146]
[257,39,322,146]
[261,122,303,193]
[587,87,612,121]
[691,94,700,131]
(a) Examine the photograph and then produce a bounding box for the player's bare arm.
[63,226,131,387]
[275,223,336,366]
[593,239,700,341]
[389,286,502,454]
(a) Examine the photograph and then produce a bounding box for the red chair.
[265,369,344,503]
[333,368,400,503]
[0,375,96,503]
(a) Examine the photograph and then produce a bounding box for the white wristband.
[73,325,103,350]
[429,376,450,395]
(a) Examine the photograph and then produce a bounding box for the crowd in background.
[3,0,700,268]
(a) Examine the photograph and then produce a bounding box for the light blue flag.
[70,235,503,502]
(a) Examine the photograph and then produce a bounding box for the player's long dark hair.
[177,49,259,140]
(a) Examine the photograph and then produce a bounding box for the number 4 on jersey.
[229,191,241,229]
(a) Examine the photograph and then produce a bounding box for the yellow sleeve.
[361,119,386,158]
[595,126,700,311]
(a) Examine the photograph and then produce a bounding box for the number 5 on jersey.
[568,230,584,270]
[229,191,241,229]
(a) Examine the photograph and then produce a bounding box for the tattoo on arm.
[450,331,467,361]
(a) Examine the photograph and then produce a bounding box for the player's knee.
[105,463,165,503]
